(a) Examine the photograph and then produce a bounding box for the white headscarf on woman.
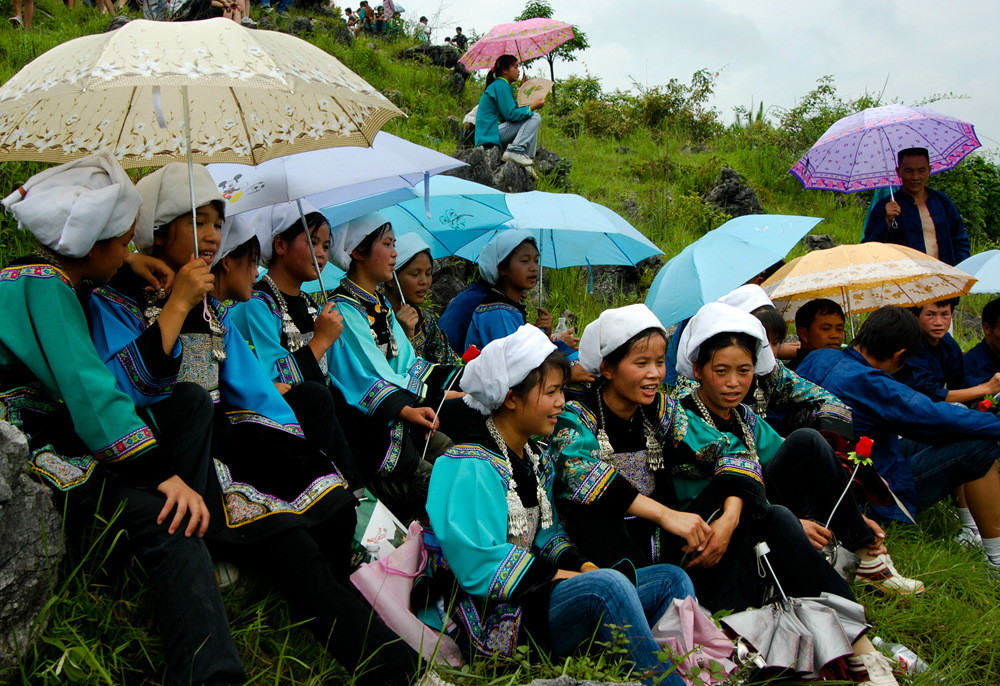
[716,284,773,313]
[462,324,556,415]
[232,199,322,266]
[329,211,390,271]
[133,163,224,253]
[578,304,665,375]
[1,154,142,259]
[676,302,776,379]
[477,229,536,285]
[394,233,431,272]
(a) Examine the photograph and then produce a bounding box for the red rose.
[462,345,481,362]
[855,436,874,459]
[979,398,994,412]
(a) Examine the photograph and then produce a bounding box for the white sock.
[958,507,980,532]
[982,537,1000,565]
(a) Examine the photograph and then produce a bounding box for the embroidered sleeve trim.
[94,425,157,463]
[475,302,521,315]
[571,460,617,504]
[714,454,764,485]
[378,421,406,476]
[564,401,597,435]
[116,340,176,398]
[226,409,304,438]
[0,263,73,288]
[275,354,304,385]
[92,285,147,324]
[488,545,533,600]
[446,444,511,481]
[539,533,574,562]
[360,379,397,414]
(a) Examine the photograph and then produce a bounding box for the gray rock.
[0,421,63,679]
[590,255,665,303]
[333,21,353,45]
[400,43,462,69]
[427,257,477,316]
[289,16,314,35]
[103,14,130,31]
[534,145,572,189]
[446,145,535,193]
[447,70,467,97]
[385,90,404,106]
[706,167,763,218]
[804,234,838,251]
[493,160,536,193]
[621,198,640,219]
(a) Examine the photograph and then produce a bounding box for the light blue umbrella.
[956,250,1000,294]
[645,214,822,328]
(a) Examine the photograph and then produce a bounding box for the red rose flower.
[855,436,874,459]
[462,345,482,362]
[979,398,994,412]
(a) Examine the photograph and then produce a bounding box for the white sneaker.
[847,651,900,686]
[214,560,240,589]
[501,150,534,167]
[855,553,925,595]
[955,526,982,548]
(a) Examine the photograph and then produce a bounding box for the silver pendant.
[597,429,614,462]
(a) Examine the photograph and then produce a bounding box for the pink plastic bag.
[651,596,737,685]
[350,521,464,667]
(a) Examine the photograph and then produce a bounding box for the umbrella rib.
[230,86,255,166]
[113,86,139,158]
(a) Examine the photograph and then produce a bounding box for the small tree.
[515,0,589,83]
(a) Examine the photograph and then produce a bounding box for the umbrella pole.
[755,542,789,605]
[182,86,198,258]
[393,272,406,306]
[295,199,327,303]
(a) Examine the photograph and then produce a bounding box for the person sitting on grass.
[965,298,1000,388]
[797,306,1000,568]
[0,155,247,686]
[425,324,695,686]
[475,54,544,169]
[896,299,1000,405]
[787,298,846,371]
[383,233,463,366]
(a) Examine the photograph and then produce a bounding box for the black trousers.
[764,428,876,551]
[72,383,246,686]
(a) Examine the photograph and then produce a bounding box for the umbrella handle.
[754,541,789,605]
[421,372,459,463]
[393,271,406,306]
[296,199,327,303]
[181,85,210,319]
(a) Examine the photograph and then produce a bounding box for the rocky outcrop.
[707,167,762,217]
[399,43,462,69]
[446,146,536,193]
[590,255,665,303]
[804,234,838,251]
[428,257,477,316]
[0,421,63,681]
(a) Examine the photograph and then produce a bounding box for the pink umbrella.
[459,18,575,71]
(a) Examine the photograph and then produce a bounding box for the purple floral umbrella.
[789,104,980,200]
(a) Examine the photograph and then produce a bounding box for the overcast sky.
[421,0,999,155]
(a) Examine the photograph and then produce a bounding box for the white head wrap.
[1,154,142,259]
[675,302,776,379]
[394,233,431,272]
[477,229,536,285]
[133,163,224,253]
[214,216,256,266]
[329,211,390,271]
[462,324,557,415]
[235,199,322,266]
[716,284,773,313]
[578,304,666,374]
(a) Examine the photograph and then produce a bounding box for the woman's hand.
[444,390,466,400]
[165,258,214,313]
[661,509,714,554]
[553,569,580,580]
[156,475,210,537]
[399,405,439,438]
[579,562,599,573]
[274,382,292,395]
[313,302,345,348]
[534,307,553,334]
[686,511,737,569]
[396,304,420,339]
[552,327,580,349]
[800,519,832,550]
[125,253,175,292]
[862,514,888,556]
[569,363,596,384]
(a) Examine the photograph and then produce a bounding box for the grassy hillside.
[2,6,1000,685]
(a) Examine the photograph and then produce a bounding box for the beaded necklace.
[595,387,664,470]
[691,390,758,462]
[261,274,316,353]
[485,416,553,537]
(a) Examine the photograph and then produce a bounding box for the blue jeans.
[499,112,541,158]
[548,566,693,686]
[902,437,999,512]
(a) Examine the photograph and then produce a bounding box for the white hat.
[675,302,776,379]
[716,284,773,313]
[578,304,665,374]
[462,324,557,415]
[2,154,142,259]
[134,163,224,253]
[394,233,432,271]
[235,199,322,266]
[330,211,390,271]
[477,229,536,285]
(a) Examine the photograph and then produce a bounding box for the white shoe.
[855,553,925,595]
[214,560,240,589]
[501,150,534,167]
[847,651,900,686]
[955,526,982,548]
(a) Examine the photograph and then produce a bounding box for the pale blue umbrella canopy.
[956,250,1000,294]
[645,214,822,328]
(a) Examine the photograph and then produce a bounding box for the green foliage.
[929,154,1000,247]
[774,74,884,154]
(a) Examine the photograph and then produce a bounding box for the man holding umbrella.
[862,147,970,266]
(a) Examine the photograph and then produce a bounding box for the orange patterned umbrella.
[459,18,575,71]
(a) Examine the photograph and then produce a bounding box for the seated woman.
[0,155,245,685]
[475,54,544,168]
[426,325,694,686]
[673,303,898,684]
[383,233,463,366]
[228,200,359,485]
[326,212,463,520]
[87,164,419,686]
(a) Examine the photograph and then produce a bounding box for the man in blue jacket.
[797,306,1000,569]
[862,147,970,266]
[966,298,1000,388]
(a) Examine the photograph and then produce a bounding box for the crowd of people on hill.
[1,49,997,686]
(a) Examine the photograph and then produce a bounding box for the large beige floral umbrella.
[763,243,977,325]
[0,18,403,168]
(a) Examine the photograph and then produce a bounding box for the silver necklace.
[691,391,758,462]
[262,274,315,353]
[486,416,553,536]
[595,390,664,470]
[204,299,228,362]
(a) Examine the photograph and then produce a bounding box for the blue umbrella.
[645,214,822,328]
[956,250,1000,294]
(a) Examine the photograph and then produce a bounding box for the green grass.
[3,6,1000,685]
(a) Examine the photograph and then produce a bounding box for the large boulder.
[399,43,462,69]
[0,421,63,681]
[447,146,535,193]
[535,145,572,189]
[428,257,477,316]
[706,167,763,218]
[590,255,665,303]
